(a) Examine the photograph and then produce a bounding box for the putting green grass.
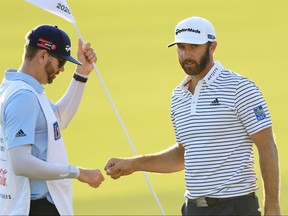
[0,0,287,215]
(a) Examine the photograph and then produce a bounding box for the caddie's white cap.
[168,16,216,47]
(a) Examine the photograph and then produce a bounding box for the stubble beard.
[45,60,57,84]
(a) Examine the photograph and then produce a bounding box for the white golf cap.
[168,16,216,47]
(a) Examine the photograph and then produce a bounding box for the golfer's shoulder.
[223,70,256,88]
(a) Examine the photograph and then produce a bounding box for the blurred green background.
[1,0,287,215]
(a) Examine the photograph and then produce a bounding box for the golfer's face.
[177,43,210,76]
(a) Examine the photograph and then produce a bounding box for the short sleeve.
[4,89,40,149]
[235,78,272,135]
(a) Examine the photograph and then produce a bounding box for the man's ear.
[210,41,217,53]
[37,49,49,66]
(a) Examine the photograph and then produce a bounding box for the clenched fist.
[78,168,105,188]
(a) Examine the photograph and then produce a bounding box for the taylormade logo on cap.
[176,28,201,35]
[168,16,216,47]
[65,45,71,52]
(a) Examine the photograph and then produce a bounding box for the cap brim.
[66,56,82,65]
[61,55,82,65]
[167,38,208,48]
[167,42,177,48]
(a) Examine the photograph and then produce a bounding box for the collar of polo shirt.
[179,61,223,91]
[203,61,223,85]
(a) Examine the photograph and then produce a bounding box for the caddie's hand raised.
[77,168,105,188]
[104,158,135,179]
[76,38,97,75]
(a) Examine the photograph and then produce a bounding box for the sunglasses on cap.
[48,52,67,68]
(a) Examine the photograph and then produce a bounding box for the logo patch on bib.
[53,122,61,140]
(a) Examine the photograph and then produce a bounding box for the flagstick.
[73,23,166,216]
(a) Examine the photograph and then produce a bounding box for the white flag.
[25,0,76,23]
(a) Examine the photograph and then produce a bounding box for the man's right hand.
[78,168,105,188]
[104,158,135,179]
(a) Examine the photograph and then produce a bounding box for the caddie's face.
[177,43,211,76]
[44,55,63,84]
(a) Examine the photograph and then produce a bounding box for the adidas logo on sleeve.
[15,129,27,137]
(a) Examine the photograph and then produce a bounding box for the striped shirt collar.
[4,69,44,94]
[179,61,224,90]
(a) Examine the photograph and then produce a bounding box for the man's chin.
[46,78,55,84]
[184,69,201,76]
[47,75,56,84]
